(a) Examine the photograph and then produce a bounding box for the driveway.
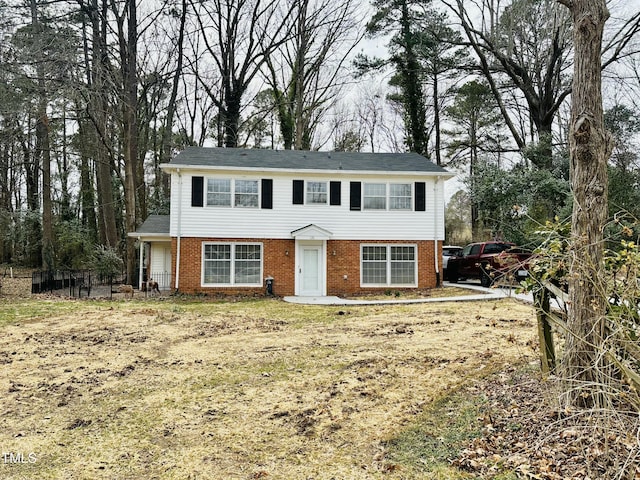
[284,281,534,305]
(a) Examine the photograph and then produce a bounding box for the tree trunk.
[37,101,52,270]
[159,0,188,196]
[123,0,139,284]
[90,0,118,249]
[432,73,442,166]
[30,0,52,270]
[293,2,307,150]
[558,0,613,409]
[400,0,426,155]
[77,115,98,243]
[223,90,241,148]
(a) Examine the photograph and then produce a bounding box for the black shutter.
[329,181,341,205]
[415,182,426,211]
[261,179,273,209]
[191,176,204,207]
[350,182,361,210]
[292,180,304,204]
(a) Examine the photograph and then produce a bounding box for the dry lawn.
[0,281,538,479]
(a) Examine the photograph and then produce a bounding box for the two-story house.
[130,146,454,297]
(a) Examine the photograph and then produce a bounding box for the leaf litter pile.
[0,285,638,479]
[454,369,640,479]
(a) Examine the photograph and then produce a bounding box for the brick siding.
[171,237,441,297]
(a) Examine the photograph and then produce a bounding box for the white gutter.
[160,163,456,179]
[175,169,182,290]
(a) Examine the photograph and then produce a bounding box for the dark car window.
[484,243,512,254]
[469,244,482,255]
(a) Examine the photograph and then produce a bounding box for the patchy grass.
[384,390,483,478]
[0,292,537,479]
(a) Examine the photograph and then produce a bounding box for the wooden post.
[535,287,556,374]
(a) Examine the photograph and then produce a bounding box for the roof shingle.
[165,147,451,175]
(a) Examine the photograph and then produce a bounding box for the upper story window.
[206,178,259,208]
[207,179,231,206]
[306,181,328,205]
[363,183,412,210]
[363,183,386,209]
[235,180,259,207]
[389,183,412,210]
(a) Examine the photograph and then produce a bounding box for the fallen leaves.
[453,369,640,479]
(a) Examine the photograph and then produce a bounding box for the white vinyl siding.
[361,244,417,287]
[172,172,446,241]
[202,243,262,286]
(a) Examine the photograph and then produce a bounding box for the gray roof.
[165,147,452,175]
[134,214,170,235]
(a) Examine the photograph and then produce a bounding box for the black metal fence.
[32,270,125,298]
[144,272,172,292]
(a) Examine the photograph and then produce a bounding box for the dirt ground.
[0,275,539,479]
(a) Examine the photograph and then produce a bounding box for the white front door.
[298,244,324,296]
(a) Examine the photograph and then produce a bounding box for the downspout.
[138,239,144,288]
[434,177,441,287]
[175,169,182,291]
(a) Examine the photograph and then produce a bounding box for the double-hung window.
[235,180,259,207]
[363,183,412,210]
[203,243,262,286]
[361,245,417,286]
[206,178,259,208]
[207,179,232,206]
[389,183,412,210]
[306,181,328,204]
[363,183,386,210]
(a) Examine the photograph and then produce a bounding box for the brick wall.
[326,240,439,296]
[172,237,441,297]
[172,237,295,296]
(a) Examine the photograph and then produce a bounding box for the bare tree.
[263,0,362,150]
[444,0,640,171]
[192,0,294,148]
[158,0,187,195]
[443,0,572,170]
[77,0,119,249]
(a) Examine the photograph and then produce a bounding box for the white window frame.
[306,181,328,205]
[234,179,259,208]
[360,244,418,287]
[202,242,263,287]
[206,178,232,207]
[389,183,412,210]
[362,183,413,211]
[363,183,387,210]
[205,178,259,208]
